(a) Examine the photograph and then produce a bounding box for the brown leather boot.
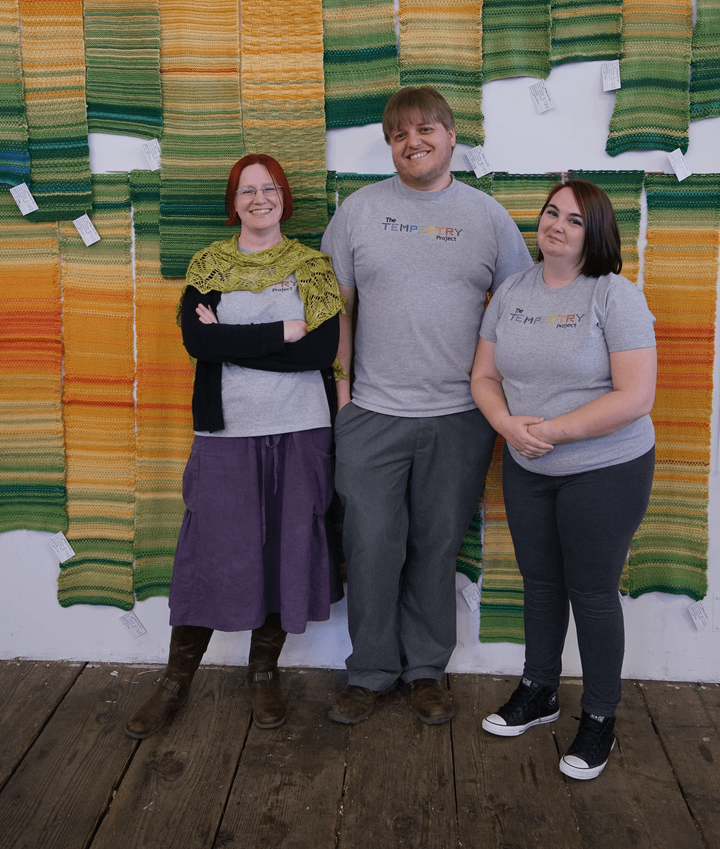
[248,612,287,729]
[125,625,213,739]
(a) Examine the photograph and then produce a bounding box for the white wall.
[2,61,719,682]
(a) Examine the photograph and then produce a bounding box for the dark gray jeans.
[334,403,496,690]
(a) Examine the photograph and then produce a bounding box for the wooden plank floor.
[0,662,717,849]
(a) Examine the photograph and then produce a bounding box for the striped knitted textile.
[58,175,136,610]
[568,170,645,283]
[398,0,484,147]
[456,498,483,583]
[18,0,92,221]
[689,0,720,122]
[606,0,693,156]
[491,173,561,259]
[336,172,390,205]
[84,0,163,139]
[242,0,328,248]
[482,0,552,82]
[0,194,65,533]
[327,170,338,217]
[131,171,193,600]
[159,0,243,278]
[453,171,493,195]
[323,0,400,129]
[627,175,719,601]
[550,0,622,66]
[0,1,30,186]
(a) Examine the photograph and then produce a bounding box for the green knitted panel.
[550,0,622,66]
[456,501,483,583]
[482,0,552,83]
[327,170,338,218]
[0,1,30,186]
[336,172,391,205]
[453,171,493,196]
[689,0,720,122]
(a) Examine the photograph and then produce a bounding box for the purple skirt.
[169,428,342,634]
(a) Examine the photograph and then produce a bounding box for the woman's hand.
[283,320,308,342]
[196,304,218,324]
[501,416,554,460]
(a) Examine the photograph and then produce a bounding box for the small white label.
[141,138,162,171]
[73,213,101,246]
[119,611,148,639]
[10,182,39,215]
[48,532,76,563]
[529,80,554,114]
[601,60,622,92]
[465,144,493,178]
[462,582,481,612]
[688,600,708,631]
[667,149,692,182]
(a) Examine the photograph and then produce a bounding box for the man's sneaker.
[482,678,560,737]
[559,710,616,780]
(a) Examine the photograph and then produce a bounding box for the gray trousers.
[334,403,496,690]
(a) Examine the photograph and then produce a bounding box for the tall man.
[322,87,532,725]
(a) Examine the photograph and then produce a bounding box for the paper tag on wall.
[465,145,493,178]
[142,138,162,171]
[667,149,692,182]
[601,60,621,92]
[48,532,76,563]
[120,611,148,639]
[688,600,708,631]
[9,182,39,215]
[73,213,101,246]
[529,80,554,114]
[461,582,481,612]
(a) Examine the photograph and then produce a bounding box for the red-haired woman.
[471,180,656,780]
[126,154,344,737]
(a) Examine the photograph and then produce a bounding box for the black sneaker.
[559,710,616,780]
[482,677,560,737]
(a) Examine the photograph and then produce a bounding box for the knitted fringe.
[606,0,692,156]
[18,0,92,221]
[323,0,399,129]
[689,0,720,123]
[482,0,551,82]
[159,0,243,278]
[627,175,718,602]
[58,175,135,610]
[0,194,65,533]
[550,0,622,67]
[491,172,562,259]
[398,0,484,147]
[84,0,163,140]
[0,0,30,186]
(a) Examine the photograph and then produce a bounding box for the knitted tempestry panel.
[0,195,65,533]
[18,0,92,221]
[336,172,390,206]
[242,0,328,249]
[131,171,194,600]
[0,1,30,187]
[323,0,400,129]
[453,171,493,196]
[84,0,163,139]
[58,175,136,610]
[606,0,693,156]
[457,499,483,583]
[568,170,645,284]
[327,170,337,217]
[482,0,551,82]
[627,175,719,601]
[689,0,720,123]
[159,0,243,277]
[491,172,561,259]
[550,0,622,66]
[398,0,484,147]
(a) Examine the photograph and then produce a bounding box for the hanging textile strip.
[131,171,194,600]
[159,0,243,278]
[336,172,390,205]
[550,0,621,67]
[327,170,338,218]
[568,170,645,284]
[0,196,65,533]
[482,0,552,83]
[627,175,719,602]
[689,0,720,122]
[491,173,562,260]
[398,0,484,147]
[18,0,92,221]
[0,1,30,186]
[453,171,493,196]
[606,0,693,156]
[323,0,400,129]
[456,499,483,583]
[84,0,163,140]
[241,0,328,249]
[58,175,136,610]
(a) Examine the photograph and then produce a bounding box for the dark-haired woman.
[471,180,656,780]
[125,154,344,738]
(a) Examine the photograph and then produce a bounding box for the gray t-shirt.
[321,175,532,417]
[480,264,656,475]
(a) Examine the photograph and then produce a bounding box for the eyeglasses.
[235,184,282,199]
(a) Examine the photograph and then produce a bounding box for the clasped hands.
[501,416,554,460]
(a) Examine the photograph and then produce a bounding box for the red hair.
[225,154,294,225]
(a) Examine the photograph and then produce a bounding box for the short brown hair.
[382,86,455,143]
[225,153,294,226]
[537,179,622,277]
